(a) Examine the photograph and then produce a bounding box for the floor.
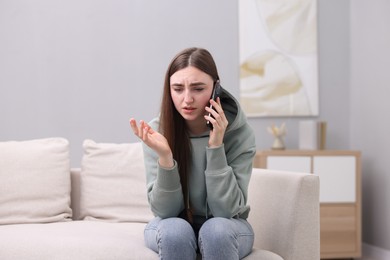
[355,252,380,260]
[328,257,376,260]
[326,244,389,260]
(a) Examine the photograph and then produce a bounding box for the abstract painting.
[239,0,318,117]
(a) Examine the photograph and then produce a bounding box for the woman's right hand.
[129,118,174,168]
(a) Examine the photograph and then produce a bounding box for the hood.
[220,88,248,134]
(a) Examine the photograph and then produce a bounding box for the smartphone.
[206,81,223,129]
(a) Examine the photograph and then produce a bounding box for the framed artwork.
[239,0,318,117]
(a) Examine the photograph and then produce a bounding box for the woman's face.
[170,66,214,130]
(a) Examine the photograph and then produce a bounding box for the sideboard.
[254,150,362,259]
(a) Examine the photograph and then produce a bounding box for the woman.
[130,47,256,260]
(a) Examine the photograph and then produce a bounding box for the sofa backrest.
[247,168,320,260]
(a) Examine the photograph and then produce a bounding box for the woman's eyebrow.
[170,82,207,87]
[189,82,206,86]
[171,82,184,87]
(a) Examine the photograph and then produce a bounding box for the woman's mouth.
[183,107,196,114]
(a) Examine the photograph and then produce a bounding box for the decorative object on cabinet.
[317,121,327,149]
[267,123,286,150]
[254,150,361,259]
[299,120,327,150]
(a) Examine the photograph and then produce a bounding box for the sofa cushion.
[242,249,284,260]
[80,139,154,223]
[0,137,72,225]
[0,221,158,260]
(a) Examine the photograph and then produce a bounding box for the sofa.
[0,138,320,260]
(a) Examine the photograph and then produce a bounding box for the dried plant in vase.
[267,123,286,150]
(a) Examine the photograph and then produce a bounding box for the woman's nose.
[184,91,194,103]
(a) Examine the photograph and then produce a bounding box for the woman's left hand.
[204,97,228,148]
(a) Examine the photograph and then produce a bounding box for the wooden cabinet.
[254,150,361,259]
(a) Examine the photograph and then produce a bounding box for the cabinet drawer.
[320,204,359,258]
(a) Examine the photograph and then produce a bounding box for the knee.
[199,218,235,244]
[198,218,240,260]
[149,218,197,260]
[158,217,195,243]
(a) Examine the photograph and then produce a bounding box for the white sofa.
[0,138,320,260]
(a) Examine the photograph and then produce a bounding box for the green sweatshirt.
[142,88,256,220]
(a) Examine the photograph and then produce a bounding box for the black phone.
[206,81,222,129]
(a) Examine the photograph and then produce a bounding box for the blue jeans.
[144,217,254,260]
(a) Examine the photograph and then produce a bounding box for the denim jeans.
[144,216,254,260]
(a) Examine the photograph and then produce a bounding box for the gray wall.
[0,0,388,252]
[0,0,243,165]
[0,0,350,164]
[350,0,390,251]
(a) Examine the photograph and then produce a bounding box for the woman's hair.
[159,47,220,222]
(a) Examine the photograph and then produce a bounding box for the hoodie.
[142,88,256,220]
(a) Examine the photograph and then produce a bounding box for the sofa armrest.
[247,168,320,260]
[70,168,82,220]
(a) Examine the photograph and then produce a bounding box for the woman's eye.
[194,88,204,92]
[173,88,183,93]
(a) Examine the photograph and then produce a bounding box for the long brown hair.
[159,47,220,222]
